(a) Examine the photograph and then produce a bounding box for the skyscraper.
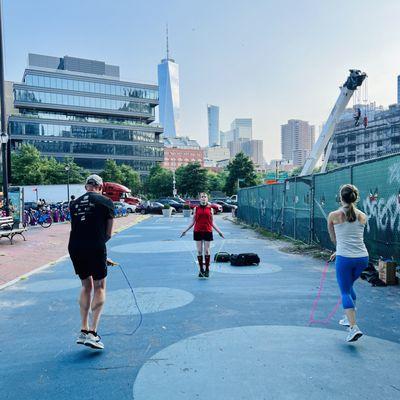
[242,140,264,165]
[281,119,315,167]
[231,118,252,140]
[157,27,180,138]
[207,104,219,146]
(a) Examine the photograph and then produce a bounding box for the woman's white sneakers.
[339,315,350,327]
[346,325,363,342]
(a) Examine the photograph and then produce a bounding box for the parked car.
[120,201,136,213]
[213,200,237,213]
[113,201,128,217]
[185,199,223,214]
[155,198,184,212]
[136,201,176,215]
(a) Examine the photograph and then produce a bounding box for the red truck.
[102,182,141,206]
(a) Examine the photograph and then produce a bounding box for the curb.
[0,214,150,291]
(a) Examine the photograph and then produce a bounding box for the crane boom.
[300,69,366,177]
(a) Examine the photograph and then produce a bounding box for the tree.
[224,152,258,195]
[147,168,173,198]
[100,159,124,183]
[175,162,208,197]
[207,170,227,194]
[119,164,141,193]
[11,144,45,185]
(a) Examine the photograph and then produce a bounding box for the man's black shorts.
[193,231,213,241]
[69,248,107,281]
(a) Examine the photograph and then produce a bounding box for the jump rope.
[308,260,342,325]
[102,260,143,337]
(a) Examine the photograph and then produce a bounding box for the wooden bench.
[0,216,27,245]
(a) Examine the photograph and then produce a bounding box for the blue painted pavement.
[0,215,399,399]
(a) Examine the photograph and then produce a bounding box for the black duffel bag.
[214,252,231,262]
[230,253,260,266]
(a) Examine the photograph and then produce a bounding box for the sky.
[3,0,400,162]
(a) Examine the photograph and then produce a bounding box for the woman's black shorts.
[193,231,213,241]
[69,247,107,281]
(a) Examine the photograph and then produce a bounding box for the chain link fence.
[237,153,400,260]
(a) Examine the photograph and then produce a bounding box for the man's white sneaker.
[346,325,363,342]
[339,315,350,327]
[76,330,88,345]
[84,332,104,349]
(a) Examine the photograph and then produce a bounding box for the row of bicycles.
[23,206,71,228]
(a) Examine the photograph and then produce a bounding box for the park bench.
[0,216,27,245]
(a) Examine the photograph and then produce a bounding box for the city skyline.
[3,0,400,162]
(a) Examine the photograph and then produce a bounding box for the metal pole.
[67,169,70,202]
[0,1,9,216]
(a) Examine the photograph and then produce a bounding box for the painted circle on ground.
[133,325,400,400]
[111,238,261,254]
[22,279,81,292]
[110,241,216,254]
[213,262,282,274]
[103,287,194,316]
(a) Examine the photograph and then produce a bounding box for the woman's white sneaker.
[346,325,363,342]
[339,315,350,327]
[84,332,104,349]
[76,330,88,345]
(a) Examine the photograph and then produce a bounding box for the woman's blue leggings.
[335,255,369,309]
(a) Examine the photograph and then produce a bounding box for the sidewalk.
[0,214,147,288]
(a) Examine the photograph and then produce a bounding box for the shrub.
[183,204,191,210]
[163,204,171,209]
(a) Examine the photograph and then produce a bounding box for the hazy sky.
[3,0,400,161]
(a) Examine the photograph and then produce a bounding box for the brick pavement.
[0,214,148,288]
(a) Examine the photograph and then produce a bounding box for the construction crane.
[300,69,367,177]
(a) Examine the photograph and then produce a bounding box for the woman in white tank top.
[327,184,369,342]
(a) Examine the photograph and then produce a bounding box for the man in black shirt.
[68,174,114,350]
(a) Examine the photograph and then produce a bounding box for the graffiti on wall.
[388,162,400,185]
[363,193,400,233]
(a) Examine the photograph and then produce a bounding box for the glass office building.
[9,54,163,174]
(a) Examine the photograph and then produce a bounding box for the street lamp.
[0,3,9,216]
[65,165,70,203]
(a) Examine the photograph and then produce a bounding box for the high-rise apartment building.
[9,53,163,174]
[329,103,400,165]
[231,118,252,140]
[281,119,315,167]
[207,105,219,146]
[242,139,264,165]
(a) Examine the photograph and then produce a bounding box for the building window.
[348,144,356,152]
[337,146,345,154]
[348,134,356,142]
[391,136,400,145]
[337,136,345,144]
[377,140,383,147]
[364,143,370,149]
[348,155,356,162]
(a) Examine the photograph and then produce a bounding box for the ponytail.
[340,184,358,222]
[344,203,357,223]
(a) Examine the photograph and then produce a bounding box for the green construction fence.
[237,153,400,260]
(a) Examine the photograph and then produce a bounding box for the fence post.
[281,180,286,235]
[309,175,315,244]
[294,177,297,240]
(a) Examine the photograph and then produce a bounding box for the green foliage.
[224,152,258,195]
[147,168,174,198]
[100,160,124,183]
[207,170,227,193]
[289,166,302,177]
[175,162,208,198]
[183,204,190,210]
[11,144,87,185]
[119,164,141,193]
[163,203,171,209]
[100,160,142,193]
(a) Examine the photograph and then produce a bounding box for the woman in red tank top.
[181,192,224,278]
